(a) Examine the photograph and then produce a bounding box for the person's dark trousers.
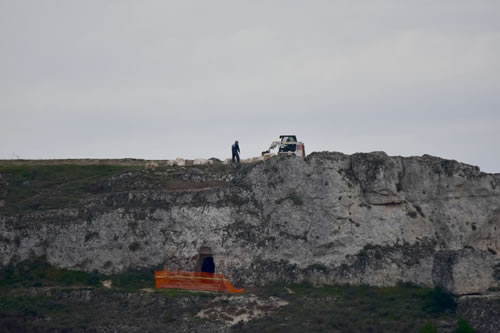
[232,153,240,163]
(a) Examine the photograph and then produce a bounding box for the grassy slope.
[0,261,465,332]
[0,164,137,214]
[246,282,458,333]
[0,161,232,214]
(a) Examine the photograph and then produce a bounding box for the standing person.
[232,140,240,163]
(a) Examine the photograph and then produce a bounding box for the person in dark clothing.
[232,140,240,163]
[201,257,215,274]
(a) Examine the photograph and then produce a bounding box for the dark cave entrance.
[195,246,215,273]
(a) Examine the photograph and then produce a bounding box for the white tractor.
[262,135,306,158]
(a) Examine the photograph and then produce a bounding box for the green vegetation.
[0,260,217,331]
[418,321,437,333]
[246,282,461,332]
[456,318,475,333]
[0,164,138,214]
[109,269,154,290]
[422,286,457,314]
[0,258,164,292]
[0,259,100,288]
[0,268,477,332]
[0,163,231,214]
[0,295,61,315]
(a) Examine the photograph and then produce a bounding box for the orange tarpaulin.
[155,269,244,293]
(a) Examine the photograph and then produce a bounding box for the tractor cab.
[279,135,298,153]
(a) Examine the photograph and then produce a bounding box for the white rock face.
[193,159,209,165]
[1,152,499,295]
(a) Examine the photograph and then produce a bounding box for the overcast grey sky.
[1,1,499,172]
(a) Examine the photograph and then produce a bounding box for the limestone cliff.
[1,152,499,295]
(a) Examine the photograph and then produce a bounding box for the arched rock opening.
[195,246,215,273]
